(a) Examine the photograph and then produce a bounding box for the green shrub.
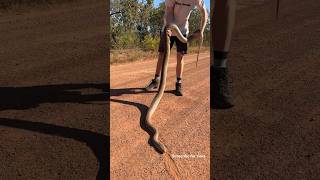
[114,32,139,49]
[143,35,159,51]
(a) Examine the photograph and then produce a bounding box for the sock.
[213,50,228,68]
[154,74,160,81]
[177,77,182,83]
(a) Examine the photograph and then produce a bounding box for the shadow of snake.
[110,98,164,154]
[110,98,182,179]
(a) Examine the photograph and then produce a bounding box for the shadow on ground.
[109,87,170,154]
[0,83,109,179]
[110,98,163,154]
[0,83,107,111]
[109,87,175,97]
[0,118,109,180]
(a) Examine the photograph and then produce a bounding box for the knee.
[177,52,184,61]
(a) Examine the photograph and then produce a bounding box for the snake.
[145,0,280,156]
[145,24,193,154]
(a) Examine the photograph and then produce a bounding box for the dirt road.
[1,0,319,179]
[212,0,320,179]
[0,1,108,179]
[110,52,211,179]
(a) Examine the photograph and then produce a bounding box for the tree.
[110,1,210,49]
[148,2,165,37]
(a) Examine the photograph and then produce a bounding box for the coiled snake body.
[145,24,189,154]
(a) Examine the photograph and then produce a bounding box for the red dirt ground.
[0,1,108,179]
[212,0,320,179]
[110,53,211,179]
[0,0,319,179]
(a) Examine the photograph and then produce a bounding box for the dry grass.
[110,49,158,64]
[110,46,209,65]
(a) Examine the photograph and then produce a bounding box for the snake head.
[166,29,172,37]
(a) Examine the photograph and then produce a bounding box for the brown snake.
[145,24,196,154]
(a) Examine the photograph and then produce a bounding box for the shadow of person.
[0,83,107,111]
[0,83,108,179]
[0,118,109,180]
[110,98,163,154]
[110,87,150,96]
[109,87,175,97]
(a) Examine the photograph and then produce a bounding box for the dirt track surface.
[110,52,210,179]
[212,0,320,179]
[0,1,108,179]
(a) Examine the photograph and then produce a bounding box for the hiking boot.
[211,67,234,109]
[175,82,183,96]
[145,78,159,91]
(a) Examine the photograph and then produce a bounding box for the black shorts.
[158,32,188,54]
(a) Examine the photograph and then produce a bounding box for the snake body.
[145,24,188,154]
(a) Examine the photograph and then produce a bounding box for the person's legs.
[145,32,174,91]
[213,0,237,54]
[175,35,188,96]
[155,52,164,77]
[176,52,184,80]
[175,52,184,96]
[145,38,164,91]
[211,0,237,109]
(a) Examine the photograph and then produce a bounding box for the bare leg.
[145,34,166,91]
[175,52,184,96]
[211,0,237,65]
[176,52,184,79]
[155,52,164,76]
[210,0,237,109]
